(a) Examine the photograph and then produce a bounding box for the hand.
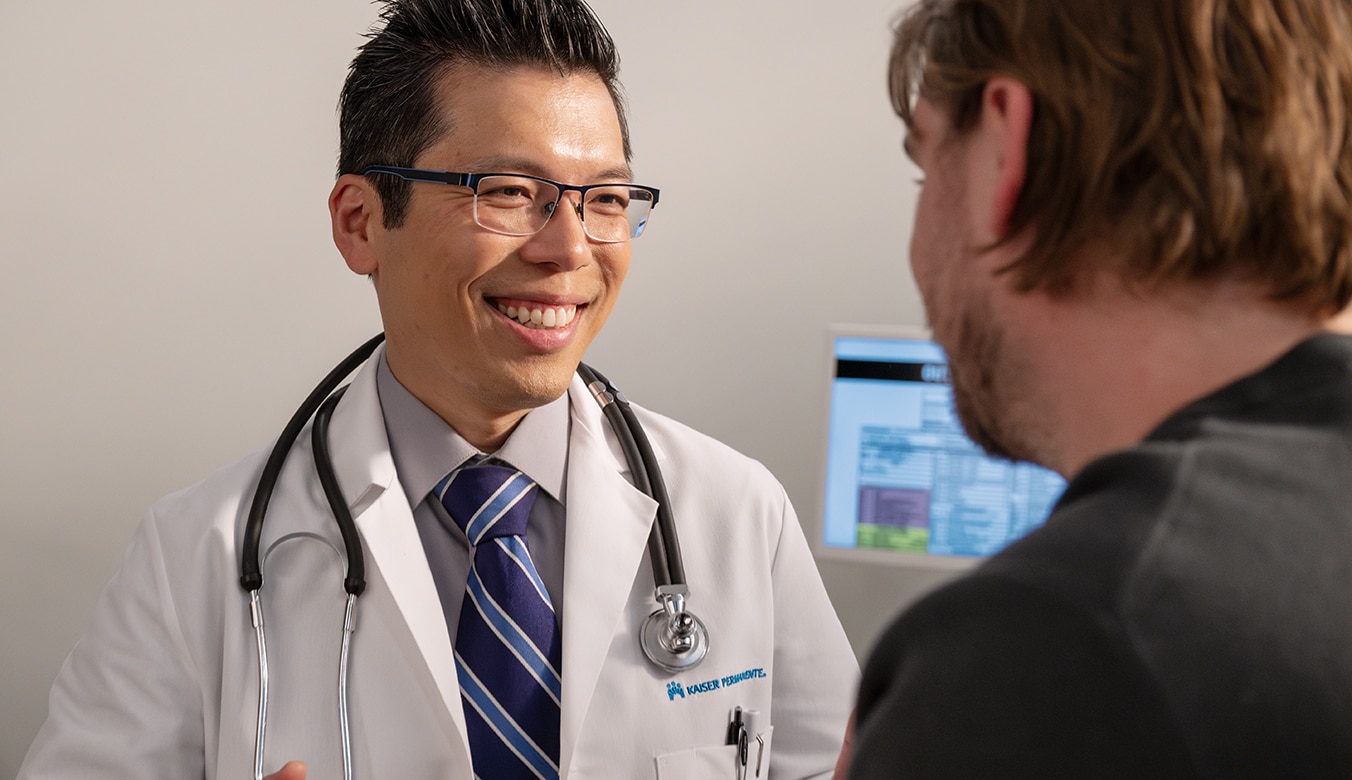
[263,760,307,780]
[832,709,856,779]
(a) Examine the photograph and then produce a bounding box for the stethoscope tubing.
[240,332,386,593]
[240,335,700,778]
[242,335,383,780]
[248,531,354,780]
[248,590,269,780]
[575,363,686,589]
[312,385,366,596]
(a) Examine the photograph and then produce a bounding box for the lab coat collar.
[558,373,662,777]
[324,345,473,766]
[321,342,397,519]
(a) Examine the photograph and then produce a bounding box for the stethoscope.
[237,333,709,780]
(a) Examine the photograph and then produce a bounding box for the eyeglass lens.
[472,175,654,242]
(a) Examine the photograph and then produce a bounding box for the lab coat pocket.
[654,743,738,779]
[653,726,774,779]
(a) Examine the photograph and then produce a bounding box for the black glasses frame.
[359,164,660,241]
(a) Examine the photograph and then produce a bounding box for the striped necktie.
[436,460,561,779]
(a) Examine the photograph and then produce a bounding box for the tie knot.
[436,462,538,545]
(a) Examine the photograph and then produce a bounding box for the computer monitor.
[814,324,1067,569]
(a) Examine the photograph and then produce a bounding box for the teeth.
[496,302,577,330]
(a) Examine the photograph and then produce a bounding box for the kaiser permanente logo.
[666,667,767,701]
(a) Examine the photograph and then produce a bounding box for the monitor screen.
[815,325,1067,569]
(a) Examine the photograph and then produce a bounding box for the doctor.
[18,0,857,777]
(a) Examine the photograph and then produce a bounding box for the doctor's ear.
[330,173,383,276]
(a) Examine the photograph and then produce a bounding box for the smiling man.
[332,64,633,452]
[19,2,856,778]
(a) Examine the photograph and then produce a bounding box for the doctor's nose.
[519,192,591,270]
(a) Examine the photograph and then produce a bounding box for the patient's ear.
[329,174,382,276]
[973,76,1033,239]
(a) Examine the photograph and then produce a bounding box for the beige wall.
[0,1,951,773]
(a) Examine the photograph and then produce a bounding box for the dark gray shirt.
[851,332,1352,778]
[375,353,570,640]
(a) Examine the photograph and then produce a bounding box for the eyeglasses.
[360,165,659,243]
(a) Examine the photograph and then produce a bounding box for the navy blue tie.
[436,460,561,779]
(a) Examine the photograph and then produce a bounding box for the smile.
[494,300,579,330]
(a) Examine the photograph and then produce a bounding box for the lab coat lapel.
[558,377,660,776]
[325,348,472,766]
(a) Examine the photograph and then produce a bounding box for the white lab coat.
[20,351,858,779]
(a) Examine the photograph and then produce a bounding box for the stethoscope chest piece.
[640,585,709,673]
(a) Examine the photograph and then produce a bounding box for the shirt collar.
[375,352,570,507]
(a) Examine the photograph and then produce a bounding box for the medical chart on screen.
[820,333,1066,559]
